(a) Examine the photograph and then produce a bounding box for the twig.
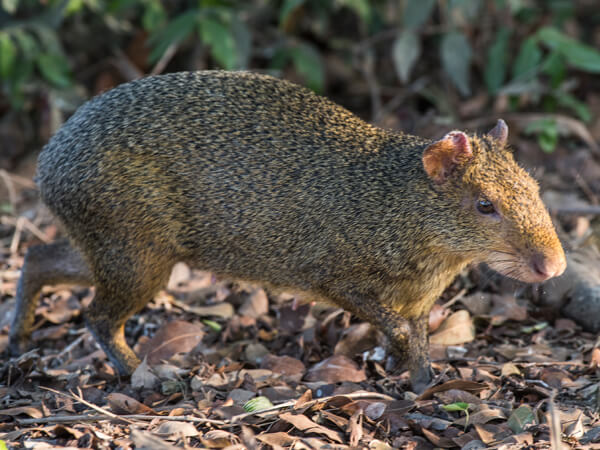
[548,389,563,450]
[228,391,395,424]
[0,169,17,211]
[442,288,467,309]
[151,43,179,76]
[40,386,135,424]
[550,206,600,216]
[17,413,226,426]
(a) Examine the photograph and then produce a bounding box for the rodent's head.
[422,119,566,283]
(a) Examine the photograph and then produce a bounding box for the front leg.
[385,314,432,393]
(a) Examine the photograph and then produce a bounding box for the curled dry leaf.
[418,380,488,401]
[137,320,204,366]
[201,430,240,448]
[304,355,366,383]
[106,393,156,415]
[429,310,475,346]
[429,304,451,332]
[0,406,43,418]
[154,421,199,439]
[279,412,343,443]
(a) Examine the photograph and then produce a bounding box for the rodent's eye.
[476,198,495,215]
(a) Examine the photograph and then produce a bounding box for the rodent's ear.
[422,131,473,184]
[487,119,508,147]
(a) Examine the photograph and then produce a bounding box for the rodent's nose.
[531,251,567,280]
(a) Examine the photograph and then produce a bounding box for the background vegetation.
[1,0,600,163]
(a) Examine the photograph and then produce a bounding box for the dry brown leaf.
[131,358,160,389]
[489,295,528,324]
[334,322,380,356]
[429,304,451,332]
[279,412,343,443]
[304,355,366,383]
[421,427,456,448]
[418,379,488,400]
[256,432,296,448]
[0,406,43,418]
[348,409,363,447]
[474,423,513,445]
[201,430,240,448]
[186,302,234,319]
[294,389,313,409]
[261,354,305,378]
[107,393,156,415]
[137,320,204,365]
[154,421,199,439]
[429,310,475,346]
[590,348,600,368]
[130,429,178,450]
[501,362,522,377]
[433,389,482,405]
[454,405,506,426]
[238,288,269,318]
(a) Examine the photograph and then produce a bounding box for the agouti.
[9,71,566,392]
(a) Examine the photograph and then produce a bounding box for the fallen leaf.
[429,304,451,332]
[507,405,537,433]
[429,310,475,345]
[238,288,269,318]
[131,358,160,389]
[418,380,488,400]
[201,430,240,448]
[348,409,363,447]
[501,362,522,377]
[304,355,366,383]
[186,302,234,319]
[256,432,296,447]
[489,295,528,324]
[334,323,380,356]
[130,429,178,450]
[0,406,43,418]
[138,320,204,365]
[107,393,156,415]
[261,354,305,378]
[154,421,199,439]
[421,427,456,448]
[279,412,343,443]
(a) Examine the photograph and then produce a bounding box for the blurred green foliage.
[1,0,600,152]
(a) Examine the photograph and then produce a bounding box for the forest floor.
[1,142,600,449]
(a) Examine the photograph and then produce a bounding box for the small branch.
[150,43,179,76]
[17,413,226,426]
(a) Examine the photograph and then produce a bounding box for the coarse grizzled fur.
[11,71,565,392]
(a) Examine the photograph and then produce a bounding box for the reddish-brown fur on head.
[423,120,566,283]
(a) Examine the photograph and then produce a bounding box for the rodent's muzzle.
[528,249,567,282]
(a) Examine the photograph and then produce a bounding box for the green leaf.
[243,396,273,412]
[37,52,71,87]
[2,0,18,14]
[440,31,472,96]
[148,10,199,63]
[202,319,222,331]
[279,0,305,26]
[338,0,371,24]
[521,321,549,334]
[485,28,510,94]
[12,29,38,60]
[507,405,536,433]
[555,92,591,123]
[0,32,16,79]
[142,0,166,31]
[442,402,469,412]
[231,16,251,69]
[512,36,542,81]
[291,43,324,93]
[403,0,435,29]
[542,50,566,87]
[199,17,237,70]
[392,30,421,83]
[537,26,600,73]
[0,438,8,450]
[525,118,558,153]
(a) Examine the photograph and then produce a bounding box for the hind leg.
[9,239,93,355]
[83,247,174,375]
